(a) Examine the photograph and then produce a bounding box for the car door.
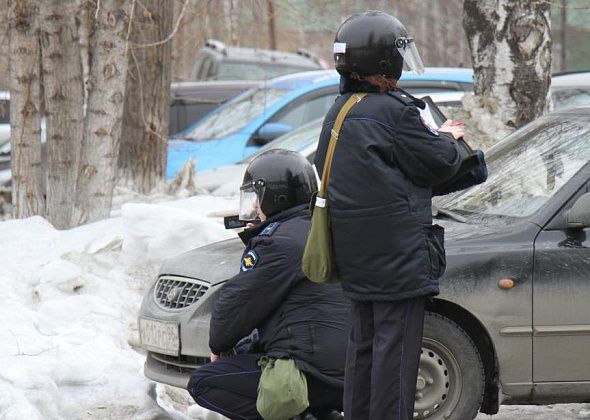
[533,178,590,382]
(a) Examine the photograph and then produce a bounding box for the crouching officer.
[187,149,348,420]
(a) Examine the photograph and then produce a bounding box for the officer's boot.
[290,410,317,420]
[309,408,344,420]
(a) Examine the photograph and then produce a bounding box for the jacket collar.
[238,203,310,245]
[339,76,426,109]
[339,75,382,94]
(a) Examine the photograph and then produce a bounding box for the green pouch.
[256,357,309,420]
[301,93,367,285]
[302,192,339,284]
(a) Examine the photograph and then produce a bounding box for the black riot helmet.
[239,149,318,220]
[333,10,425,80]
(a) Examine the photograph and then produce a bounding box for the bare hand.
[210,353,220,362]
[438,120,464,140]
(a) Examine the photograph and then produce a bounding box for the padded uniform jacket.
[209,204,350,387]
[314,80,463,302]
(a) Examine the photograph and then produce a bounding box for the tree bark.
[8,0,45,219]
[267,0,277,50]
[118,0,173,194]
[463,0,552,131]
[39,0,84,229]
[72,0,130,225]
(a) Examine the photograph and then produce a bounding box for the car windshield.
[435,113,590,219]
[241,119,322,163]
[180,87,289,141]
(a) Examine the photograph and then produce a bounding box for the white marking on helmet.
[333,42,346,53]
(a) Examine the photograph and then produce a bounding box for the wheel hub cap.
[413,346,451,419]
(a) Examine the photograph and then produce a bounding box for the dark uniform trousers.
[344,298,425,420]
[188,353,344,420]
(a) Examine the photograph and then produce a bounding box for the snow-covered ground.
[1,188,589,419]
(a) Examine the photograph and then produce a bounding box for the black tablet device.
[420,95,448,128]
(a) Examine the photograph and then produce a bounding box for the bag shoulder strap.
[319,93,367,197]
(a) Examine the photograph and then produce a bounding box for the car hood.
[157,217,529,285]
[167,136,246,177]
[196,163,246,192]
[158,238,244,285]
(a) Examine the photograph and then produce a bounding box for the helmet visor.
[239,181,265,221]
[395,37,425,75]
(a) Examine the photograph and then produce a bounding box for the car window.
[552,88,590,109]
[270,94,336,128]
[242,119,322,163]
[436,116,590,219]
[180,87,289,141]
[0,100,9,124]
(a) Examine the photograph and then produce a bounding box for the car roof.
[201,39,321,68]
[400,67,473,83]
[421,91,465,103]
[551,71,590,88]
[263,70,339,90]
[170,80,260,98]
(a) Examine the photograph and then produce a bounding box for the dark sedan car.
[138,107,590,420]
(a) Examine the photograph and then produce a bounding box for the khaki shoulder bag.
[302,93,367,284]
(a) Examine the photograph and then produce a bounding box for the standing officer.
[188,150,348,420]
[314,11,467,420]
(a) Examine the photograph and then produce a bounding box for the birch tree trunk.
[8,0,45,218]
[39,0,84,229]
[72,0,130,225]
[118,0,173,194]
[463,0,552,134]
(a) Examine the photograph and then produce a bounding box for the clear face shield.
[239,180,265,221]
[395,37,425,75]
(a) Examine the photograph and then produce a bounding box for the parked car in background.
[139,106,590,419]
[0,91,10,145]
[0,92,10,181]
[552,70,590,109]
[190,39,325,81]
[168,68,475,177]
[196,91,466,195]
[167,70,340,177]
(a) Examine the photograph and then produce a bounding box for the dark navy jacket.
[314,79,463,302]
[209,204,350,387]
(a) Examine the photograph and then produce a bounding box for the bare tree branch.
[132,0,188,49]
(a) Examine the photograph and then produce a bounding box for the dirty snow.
[1,186,589,419]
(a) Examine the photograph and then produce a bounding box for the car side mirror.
[566,192,590,229]
[252,123,292,146]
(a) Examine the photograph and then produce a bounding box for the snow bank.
[0,195,237,419]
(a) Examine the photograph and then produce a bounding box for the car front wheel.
[414,312,485,420]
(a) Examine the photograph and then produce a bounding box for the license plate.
[139,317,180,356]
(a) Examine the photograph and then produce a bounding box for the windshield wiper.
[432,206,468,223]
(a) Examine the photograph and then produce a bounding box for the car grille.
[150,352,208,374]
[154,275,209,310]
